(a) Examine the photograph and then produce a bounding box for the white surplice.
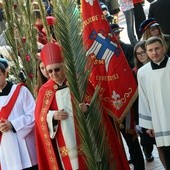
[47,87,79,170]
[138,59,170,147]
[0,85,37,170]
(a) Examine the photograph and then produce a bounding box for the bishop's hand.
[53,110,68,121]
[79,102,88,113]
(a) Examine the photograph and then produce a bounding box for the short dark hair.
[0,57,9,68]
[0,63,6,73]
[145,36,164,48]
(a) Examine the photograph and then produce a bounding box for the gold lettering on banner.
[91,55,105,65]
[101,14,105,20]
[83,14,107,28]
[96,74,119,81]
[94,59,105,65]
[83,15,98,28]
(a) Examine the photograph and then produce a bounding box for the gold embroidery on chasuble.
[59,146,80,159]
[40,89,58,169]
[59,146,69,157]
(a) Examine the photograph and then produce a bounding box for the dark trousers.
[146,0,154,3]
[160,146,170,170]
[121,129,145,170]
[138,128,155,158]
[133,3,146,40]
[23,165,38,170]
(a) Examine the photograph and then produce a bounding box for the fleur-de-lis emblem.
[111,90,123,110]
[112,90,120,100]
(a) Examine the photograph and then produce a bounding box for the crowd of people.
[109,0,170,170]
[0,0,170,170]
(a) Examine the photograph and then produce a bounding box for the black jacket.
[148,0,170,35]
[120,41,134,69]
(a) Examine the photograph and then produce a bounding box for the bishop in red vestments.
[35,43,87,170]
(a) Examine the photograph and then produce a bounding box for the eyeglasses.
[136,51,146,56]
[113,32,120,36]
[47,65,63,74]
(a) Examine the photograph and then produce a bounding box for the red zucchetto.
[40,42,63,66]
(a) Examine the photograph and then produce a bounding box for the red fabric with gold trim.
[81,0,137,122]
[56,121,73,169]
[35,79,86,170]
[85,81,130,169]
[35,79,59,170]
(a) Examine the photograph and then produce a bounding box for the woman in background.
[139,18,170,56]
[35,52,49,95]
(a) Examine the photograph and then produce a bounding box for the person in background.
[132,0,146,40]
[139,18,170,56]
[110,23,134,68]
[100,0,120,23]
[35,58,49,95]
[42,0,53,16]
[33,9,48,45]
[133,41,155,163]
[148,0,170,35]
[0,57,9,72]
[100,2,113,24]
[134,41,167,168]
[0,58,38,170]
[119,0,138,47]
[133,40,150,71]
[34,42,89,170]
[111,24,145,170]
[138,36,170,169]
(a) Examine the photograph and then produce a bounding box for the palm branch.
[3,0,38,96]
[3,0,118,168]
[47,0,117,169]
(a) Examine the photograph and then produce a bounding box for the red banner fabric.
[81,0,137,122]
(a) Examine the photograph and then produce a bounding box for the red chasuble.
[35,79,86,170]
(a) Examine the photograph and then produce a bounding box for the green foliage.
[3,0,117,168]
[50,0,116,168]
[3,0,38,96]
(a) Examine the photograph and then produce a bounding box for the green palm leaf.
[50,0,117,169]
[3,0,38,96]
[4,0,118,168]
